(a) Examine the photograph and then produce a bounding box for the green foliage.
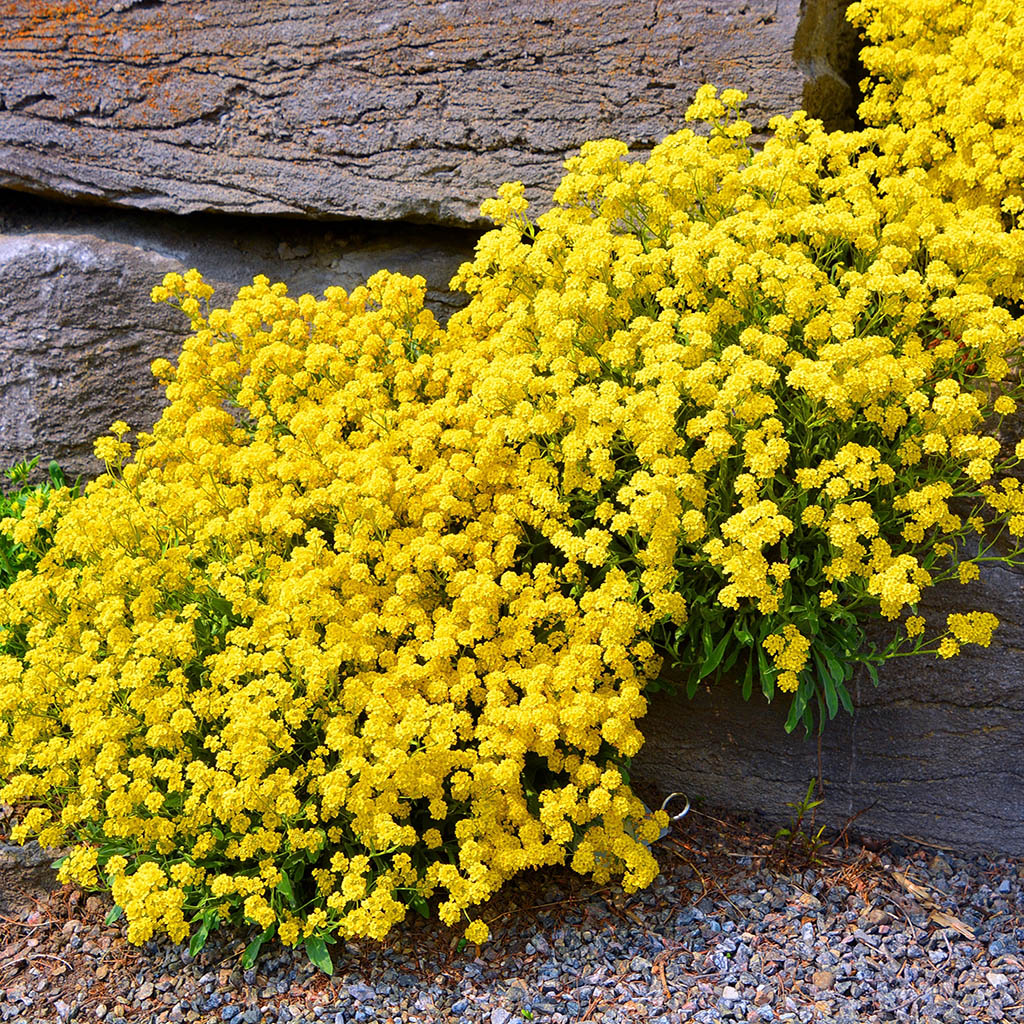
[0,457,79,590]
[774,779,829,866]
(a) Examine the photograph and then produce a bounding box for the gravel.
[1,806,1021,1023]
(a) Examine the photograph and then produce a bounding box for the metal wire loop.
[660,791,690,821]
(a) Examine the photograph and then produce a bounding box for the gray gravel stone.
[4,734,1023,1024]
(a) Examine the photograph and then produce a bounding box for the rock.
[635,565,1024,856]
[861,908,892,928]
[811,970,836,991]
[722,986,741,1002]
[491,1010,511,1024]
[347,983,375,1003]
[987,972,1009,988]
[0,231,187,484]
[0,1,859,227]
[0,841,61,917]
[135,982,154,1002]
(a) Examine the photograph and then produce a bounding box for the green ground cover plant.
[0,457,78,589]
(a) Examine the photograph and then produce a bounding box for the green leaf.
[104,904,124,925]
[276,872,296,907]
[305,935,334,976]
[835,676,854,715]
[189,908,219,958]
[784,688,808,734]
[740,656,754,701]
[50,855,68,870]
[698,630,730,680]
[241,924,276,969]
[189,921,211,958]
[822,643,853,684]
[719,643,742,676]
[803,702,816,736]
[410,893,430,920]
[814,687,827,735]
[756,643,775,701]
[814,652,838,719]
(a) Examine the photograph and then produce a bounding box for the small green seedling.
[774,779,828,865]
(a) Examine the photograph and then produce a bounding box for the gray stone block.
[0,230,185,484]
[634,567,1024,855]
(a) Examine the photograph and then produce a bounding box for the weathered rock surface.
[0,0,858,226]
[0,839,61,916]
[0,189,480,316]
[0,231,185,483]
[0,193,479,483]
[634,565,1024,855]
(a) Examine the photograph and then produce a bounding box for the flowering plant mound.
[3,78,1024,970]
[849,0,1024,219]
[0,267,668,966]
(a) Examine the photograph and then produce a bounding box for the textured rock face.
[0,194,479,482]
[633,566,1024,855]
[0,0,857,226]
[0,231,185,483]
[0,839,60,916]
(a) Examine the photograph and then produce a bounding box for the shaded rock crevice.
[0,188,481,483]
[793,0,863,130]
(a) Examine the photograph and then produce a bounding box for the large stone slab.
[0,231,185,484]
[0,0,858,226]
[0,194,479,483]
[633,565,1024,855]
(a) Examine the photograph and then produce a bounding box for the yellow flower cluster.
[762,626,811,694]
[849,0,1024,221]
[3,13,1024,952]
[0,264,668,950]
